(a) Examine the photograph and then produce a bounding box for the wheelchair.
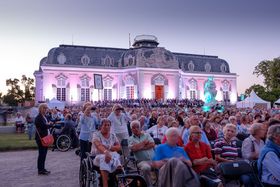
[49,124,72,152]
[79,138,148,187]
[79,152,147,187]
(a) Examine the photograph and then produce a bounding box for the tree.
[253,57,280,90]
[21,75,35,101]
[245,84,266,97]
[2,75,35,106]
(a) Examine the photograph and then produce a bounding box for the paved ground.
[0,149,80,187]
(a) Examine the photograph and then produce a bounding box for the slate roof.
[39,44,231,73]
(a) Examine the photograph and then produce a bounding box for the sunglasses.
[192,131,202,135]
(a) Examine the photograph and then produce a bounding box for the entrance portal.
[155,85,164,100]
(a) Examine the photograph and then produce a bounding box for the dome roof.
[132,35,159,48]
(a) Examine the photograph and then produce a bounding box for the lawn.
[0,133,37,151]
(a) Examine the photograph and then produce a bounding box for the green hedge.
[0,133,37,151]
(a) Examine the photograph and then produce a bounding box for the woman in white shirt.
[108,104,130,142]
[146,116,168,141]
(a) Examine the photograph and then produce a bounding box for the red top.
[184,141,212,173]
[161,135,184,147]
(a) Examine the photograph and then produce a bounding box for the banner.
[94,74,103,89]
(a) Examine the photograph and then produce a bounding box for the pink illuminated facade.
[34,35,237,105]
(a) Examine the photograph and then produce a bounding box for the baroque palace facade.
[34,35,237,105]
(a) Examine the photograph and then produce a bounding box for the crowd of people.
[32,98,280,187]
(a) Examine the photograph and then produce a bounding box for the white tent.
[47,98,65,110]
[274,98,280,106]
[236,91,271,109]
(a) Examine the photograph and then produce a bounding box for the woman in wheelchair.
[185,126,222,187]
[91,118,121,187]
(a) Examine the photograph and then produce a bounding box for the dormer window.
[220,63,227,73]
[57,53,66,64]
[205,63,211,72]
[188,61,195,71]
[102,55,114,67]
[81,55,90,66]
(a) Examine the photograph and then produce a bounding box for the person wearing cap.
[108,104,130,142]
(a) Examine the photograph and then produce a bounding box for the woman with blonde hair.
[146,116,168,141]
[35,103,52,175]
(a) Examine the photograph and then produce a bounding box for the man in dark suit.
[35,103,53,175]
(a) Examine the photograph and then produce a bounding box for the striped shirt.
[213,138,238,161]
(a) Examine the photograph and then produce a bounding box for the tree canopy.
[2,75,35,106]
[245,57,280,103]
[253,57,280,90]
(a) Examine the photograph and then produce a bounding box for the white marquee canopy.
[236,91,271,109]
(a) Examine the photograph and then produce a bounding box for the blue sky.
[0,0,279,94]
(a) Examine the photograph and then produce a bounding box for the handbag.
[219,160,252,179]
[36,128,54,147]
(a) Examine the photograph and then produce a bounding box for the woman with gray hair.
[258,124,280,186]
[241,123,265,160]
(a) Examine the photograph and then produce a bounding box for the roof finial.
[71,34,74,45]
[129,33,131,48]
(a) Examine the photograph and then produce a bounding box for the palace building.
[34,35,237,105]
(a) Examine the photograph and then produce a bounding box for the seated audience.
[146,116,168,141]
[185,126,222,187]
[242,123,265,160]
[182,116,210,145]
[152,127,200,187]
[162,120,184,146]
[214,123,255,187]
[258,124,280,186]
[128,120,155,187]
[203,119,217,141]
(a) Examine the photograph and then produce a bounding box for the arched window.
[222,80,230,101]
[80,75,90,102]
[103,75,113,101]
[125,75,135,99]
[189,78,198,99]
[56,74,67,101]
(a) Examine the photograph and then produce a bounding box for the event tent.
[275,98,280,105]
[47,98,65,110]
[236,91,271,109]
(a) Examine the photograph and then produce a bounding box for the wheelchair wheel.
[117,174,147,187]
[79,160,88,187]
[56,134,71,152]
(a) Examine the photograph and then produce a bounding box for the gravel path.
[0,149,80,187]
